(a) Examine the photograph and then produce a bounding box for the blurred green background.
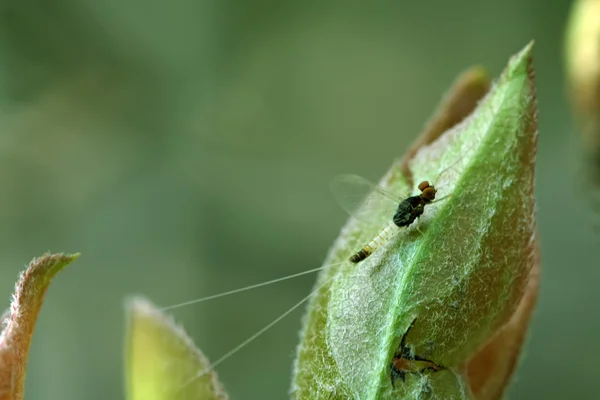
[0,0,595,399]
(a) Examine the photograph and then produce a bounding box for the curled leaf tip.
[0,252,79,400]
[125,296,229,400]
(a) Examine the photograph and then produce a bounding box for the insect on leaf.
[292,41,538,400]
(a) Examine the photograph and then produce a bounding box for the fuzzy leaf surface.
[292,42,538,400]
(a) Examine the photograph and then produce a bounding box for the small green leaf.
[292,42,537,400]
[0,252,80,400]
[124,297,229,400]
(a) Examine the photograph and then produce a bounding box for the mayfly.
[330,175,451,263]
[165,161,462,392]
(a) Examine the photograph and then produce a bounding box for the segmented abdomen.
[349,223,399,263]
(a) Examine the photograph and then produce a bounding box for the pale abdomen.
[349,222,400,263]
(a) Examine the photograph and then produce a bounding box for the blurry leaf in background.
[565,0,600,182]
[0,252,79,400]
[292,42,538,399]
[124,297,229,400]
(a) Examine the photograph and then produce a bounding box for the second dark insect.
[390,318,444,387]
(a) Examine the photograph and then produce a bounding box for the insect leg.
[398,317,418,358]
[429,193,453,204]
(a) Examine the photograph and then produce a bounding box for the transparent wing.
[329,174,401,224]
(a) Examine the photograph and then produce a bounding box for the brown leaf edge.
[463,50,540,399]
[463,237,540,400]
[0,252,80,400]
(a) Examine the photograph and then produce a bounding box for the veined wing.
[329,174,401,225]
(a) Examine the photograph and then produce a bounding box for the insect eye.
[422,187,436,200]
[417,181,430,191]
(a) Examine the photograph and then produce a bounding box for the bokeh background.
[0,0,595,399]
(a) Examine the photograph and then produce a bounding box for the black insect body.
[392,181,437,228]
[390,318,444,388]
[349,181,438,263]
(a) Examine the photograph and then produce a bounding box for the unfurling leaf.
[292,42,538,400]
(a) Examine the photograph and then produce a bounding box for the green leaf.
[124,297,229,400]
[291,42,537,400]
[0,252,80,400]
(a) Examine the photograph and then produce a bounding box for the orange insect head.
[417,181,437,202]
[417,180,430,191]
